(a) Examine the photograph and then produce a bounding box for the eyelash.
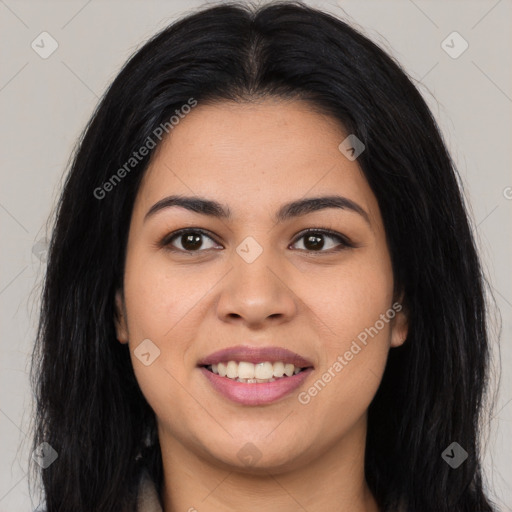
[159,227,355,254]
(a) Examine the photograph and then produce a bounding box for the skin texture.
[115,99,408,512]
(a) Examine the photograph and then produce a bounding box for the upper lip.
[198,345,314,368]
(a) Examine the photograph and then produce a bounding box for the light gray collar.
[137,471,163,512]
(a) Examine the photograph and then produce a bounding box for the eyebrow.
[144,194,371,226]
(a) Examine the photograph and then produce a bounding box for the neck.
[158,416,379,512]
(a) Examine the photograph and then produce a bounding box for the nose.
[215,249,298,328]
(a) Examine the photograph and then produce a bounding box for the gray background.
[1,0,510,510]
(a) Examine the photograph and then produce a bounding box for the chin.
[196,435,313,474]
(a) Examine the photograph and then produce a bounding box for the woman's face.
[115,99,407,472]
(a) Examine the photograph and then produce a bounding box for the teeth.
[226,361,238,379]
[239,361,256,379]
[236,377,276,383]
[208,361,304,381]
[273,361,285,378]
[255,362,273,379]
[218,362,227,377]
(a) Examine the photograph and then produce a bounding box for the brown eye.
[162,229,221,252]
[291,229,353,252]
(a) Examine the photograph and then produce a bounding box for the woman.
[30,2,498,511]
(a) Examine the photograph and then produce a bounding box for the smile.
[197,344,314,405]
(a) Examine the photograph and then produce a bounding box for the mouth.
[197,345,314,405]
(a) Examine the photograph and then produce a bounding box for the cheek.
[308,249,394,344]
[299,285,392,432]
[123,255,200,425]
[300,249,394,409]
[121,249,193,401]
[123,246,206,343]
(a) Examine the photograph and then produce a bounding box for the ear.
[114,289,129,344]
[390,296,408,348]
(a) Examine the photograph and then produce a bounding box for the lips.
[197,345,314,368]
[197,345,314,405]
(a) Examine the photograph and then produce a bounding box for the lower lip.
[199,367,313,406]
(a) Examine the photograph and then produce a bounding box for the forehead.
[134,99,380,226]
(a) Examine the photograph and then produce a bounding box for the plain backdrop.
[1,0,511,510]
